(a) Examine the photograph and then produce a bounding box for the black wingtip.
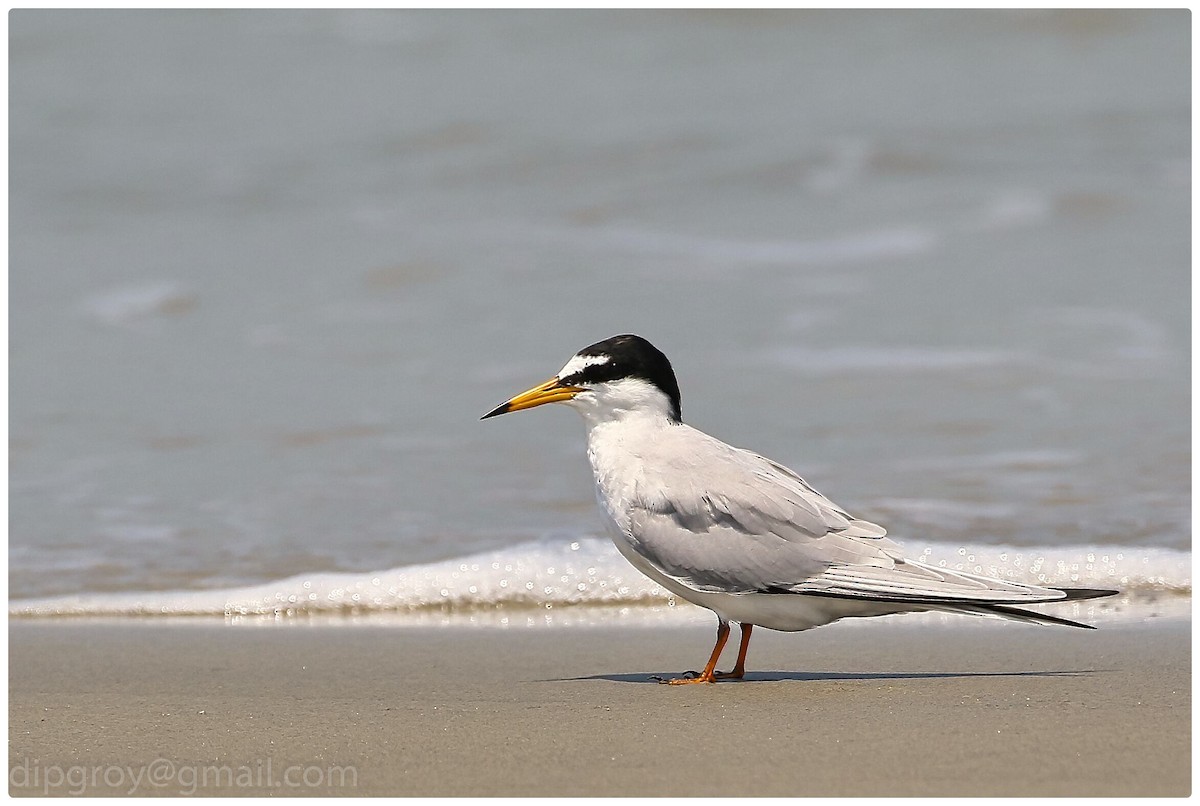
[1053,588,1121,601]
[480,402,510,420]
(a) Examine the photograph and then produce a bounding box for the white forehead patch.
[557,353,610,380]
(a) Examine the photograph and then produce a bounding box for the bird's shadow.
[545,669,1111,684]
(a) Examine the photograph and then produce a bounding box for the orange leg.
[714,623,754,680]
[665,620,730,685]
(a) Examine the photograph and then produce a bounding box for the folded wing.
[626,429,1076,604]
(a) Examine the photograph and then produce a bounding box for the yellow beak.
[481,378,583,419]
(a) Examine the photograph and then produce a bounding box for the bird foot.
[713,668,745,680]
[652,670,716,685]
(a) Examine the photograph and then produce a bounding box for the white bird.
[483,335,1117,684]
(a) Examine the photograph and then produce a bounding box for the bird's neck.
[577,406,677,439]
[579,408,676,489]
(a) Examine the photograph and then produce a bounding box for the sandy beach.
[8,615,1189,797]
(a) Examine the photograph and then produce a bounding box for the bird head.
[481,334,682,425]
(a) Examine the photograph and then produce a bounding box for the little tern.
[483,334,1117,684]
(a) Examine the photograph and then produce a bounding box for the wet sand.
[8,617,1189,796]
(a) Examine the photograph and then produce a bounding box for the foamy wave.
[9,538,1188,622]
[513,223,938,267]
[82,280,197,326]
[763,344,1021,375]
[593,226,938,266]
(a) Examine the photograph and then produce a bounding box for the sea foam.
[10,538,1189,625]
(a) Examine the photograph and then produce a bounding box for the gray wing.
[626,428,1070,604]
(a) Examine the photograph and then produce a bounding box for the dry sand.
[8,617,1190,796]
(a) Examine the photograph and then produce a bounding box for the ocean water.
[9,10,1190,623]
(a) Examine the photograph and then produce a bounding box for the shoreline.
[7,585,1188,628]
[9,617,1190,796]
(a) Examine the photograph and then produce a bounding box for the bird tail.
[932,587,1119,630]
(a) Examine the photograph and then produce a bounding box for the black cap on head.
[561,334,682,423]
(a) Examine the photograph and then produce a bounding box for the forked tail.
[937,587,1119,629]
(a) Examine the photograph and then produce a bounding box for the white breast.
[584,417,645,540]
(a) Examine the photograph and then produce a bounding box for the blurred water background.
[9,10,1189,617]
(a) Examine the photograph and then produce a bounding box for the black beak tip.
[481,402,510,420]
